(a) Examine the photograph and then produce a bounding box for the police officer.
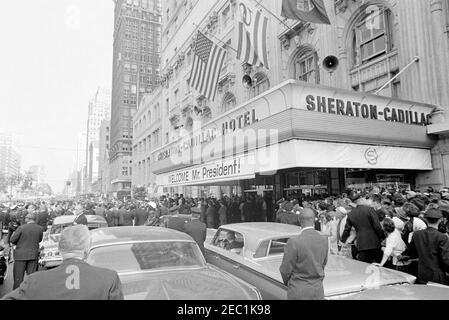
[404,208,449,285]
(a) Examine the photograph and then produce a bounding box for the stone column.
[430,0,449,110]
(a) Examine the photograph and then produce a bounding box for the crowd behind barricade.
[1,185,449,286]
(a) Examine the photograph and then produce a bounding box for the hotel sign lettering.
[305,95,432,126]
[157,109,258,162]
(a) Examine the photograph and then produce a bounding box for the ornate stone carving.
[242,63,253,75]
[335,0,349,13]
[280,34,291,51]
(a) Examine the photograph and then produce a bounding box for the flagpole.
[250,0,296,34]
[192,23,238,53]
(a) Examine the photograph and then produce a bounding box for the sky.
[0,0,114,193]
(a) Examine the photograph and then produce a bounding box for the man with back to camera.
[10,213,44,290]
[341,193,385,263]
[279,208,328,300]
[3,225,124,300]
[403,208,449,285]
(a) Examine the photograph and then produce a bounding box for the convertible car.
[204,223,419,300]
[39,215,108,269]
[86,226,262,300]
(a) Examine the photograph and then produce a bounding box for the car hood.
[256,254,415,297]
[119,268,257,300]
[340,284,449,300]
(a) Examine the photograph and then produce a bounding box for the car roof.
[219,223,302,252]
[53,215,107,225]
[89,226,194,248]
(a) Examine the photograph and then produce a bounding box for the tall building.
[76,133,87,194]
[110,0,162,198]
[98,120,111,195]
[85,88,111,193]
[0,133,21,179]
[133,0,449,200]
[28,165,46,185]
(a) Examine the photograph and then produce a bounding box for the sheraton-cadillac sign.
[155,82,433,163]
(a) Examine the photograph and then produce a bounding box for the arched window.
[251,72,270,98]
[147,110,151,124]
[290,46,319,84]
[221,92,236,113]
[349,6,395,68]
[346,3,398,94]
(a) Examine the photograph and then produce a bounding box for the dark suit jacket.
[2,258,124,300]
[74,213,88,226]
[183,220,207,255]
[133,209,149,226]
[405,227,449,285]
[279,228,328,300]
[341,205,384,251]
[10,223,44,261]
[167,217,187,232]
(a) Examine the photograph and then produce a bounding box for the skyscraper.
[85,87,111,193]
[0,133,21,179]
[110,0,161,197]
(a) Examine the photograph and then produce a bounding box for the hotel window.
[221,92,236,113]
[293,49,319,83]
[351,8,394,67]
[251,72,270,98]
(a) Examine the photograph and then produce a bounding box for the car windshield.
[87,241,206,273]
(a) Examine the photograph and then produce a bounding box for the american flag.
[188,31,227,102]
[237,1,270,69]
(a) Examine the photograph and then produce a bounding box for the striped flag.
[188,31,227,102]
[237,1,270,69]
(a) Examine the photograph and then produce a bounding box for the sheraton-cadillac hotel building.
[132,0,449,202]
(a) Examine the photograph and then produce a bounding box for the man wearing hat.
[404,209,449,285]
[9,212,44,289]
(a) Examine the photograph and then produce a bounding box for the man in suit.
[10,213,44,289]
[222,231,244,252]
[73,205,88,226]
[280,208,328,300]
[183,218,207,256]
[341,194,385,263]
[3,225,124,300]
[133,204,150,226]
[404,209,449,285]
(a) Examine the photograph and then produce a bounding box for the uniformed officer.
[404,208,449,285]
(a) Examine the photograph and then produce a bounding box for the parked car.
[86,226,262,300]
[338,284,449,300]
[39,215,108,269]
[204,223,419,300]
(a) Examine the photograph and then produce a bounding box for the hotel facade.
[132,0,449,200]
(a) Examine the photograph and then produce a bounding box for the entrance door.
[442,154,449,187]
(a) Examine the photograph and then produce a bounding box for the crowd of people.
[0,184,449,298]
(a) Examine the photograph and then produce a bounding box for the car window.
[50,223,72,234]
[254,240,269,259]
[87,241,205,273]
[213,229,244,255]
[268,238,289,256]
